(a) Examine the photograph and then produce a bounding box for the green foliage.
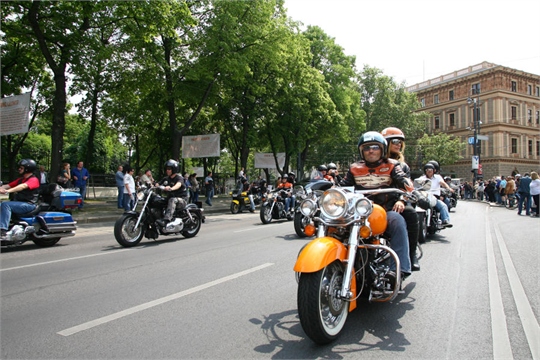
[416,133,465,168]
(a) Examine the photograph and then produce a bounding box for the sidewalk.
[73,196,232,224]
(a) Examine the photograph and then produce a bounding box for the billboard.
[182,134,220,158]
[254,152,285,169]
[0,93,31,136]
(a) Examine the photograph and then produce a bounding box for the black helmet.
[318,164,328,172]
[427,160,440,174]
[327,162,337,170]
[423,163,435,173]
[18,159,37,174]
[288,172,296,178]
[358,131,387,160]
[164,159,179,173]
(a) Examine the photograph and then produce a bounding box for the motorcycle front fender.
[231,200,240,205]
[294,237,347,273]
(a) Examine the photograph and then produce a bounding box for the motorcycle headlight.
[137,190,146,201]
[320,189,348,219]
[355,198,373,217]
[300,199,317,216]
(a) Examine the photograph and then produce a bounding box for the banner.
[254,152,285,169]
[0,93,31,136]
[182,134,220,158]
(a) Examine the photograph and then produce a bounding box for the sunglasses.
[362,145,381,152]
[390,139,403,145]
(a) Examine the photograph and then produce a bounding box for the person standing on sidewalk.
[189,173,199,204]
[517,173,532,216]
[72,161,90,208]
[204,171,214,206]
[530,172,540,217]
[115,165,124,209]
[123,165,136,211]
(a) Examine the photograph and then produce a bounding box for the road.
[1,201,539,359]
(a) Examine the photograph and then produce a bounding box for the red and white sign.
[254,152,285,169]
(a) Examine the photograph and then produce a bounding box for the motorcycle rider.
[0,159,40,241]
[327,162,342,183]
[417,163,453,227]
[340,131,412,279]
[276,174,293,213]
[156,159,188,227]
[240,176,256,211]
[381,127,420,272]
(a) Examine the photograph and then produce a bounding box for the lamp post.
[467,96,480,185]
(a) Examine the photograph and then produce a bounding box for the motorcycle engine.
[162,218,184,233]
[8,225,28,242]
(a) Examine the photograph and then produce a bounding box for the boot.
[411,254,420,271]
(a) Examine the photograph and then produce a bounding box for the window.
[434,94,439,104]
[536,111,539,124]
[472,83,481,95]
[420,98,425,107]
[529,140,533,156]
[537,141,540,156]
[537,86,540,97]
[511,138,518,153]
[511,106,517,120]
[511,81,517,92]
[528,85,532,95]
[528,109,533,122]
[449,90,454,100]
[434,116,440,129]
[449,113,455,127]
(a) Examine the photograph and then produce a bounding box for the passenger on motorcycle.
[277,174,293,213]
[240,176,256,211]
[339,131,412,278]
[156,159,188,227]
[381,126,420,271]
[416,163,453,227]
[326,162,342,183]
[1,159,40,240]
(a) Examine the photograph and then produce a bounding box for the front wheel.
[230,202,240,214]
[417,212,427,243]
[114,214,145,247]
[297,261,349,344]
[260,204,273,224]
[181,213,202,238]
[294,212,308,238]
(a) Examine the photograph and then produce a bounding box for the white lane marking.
[0,249,132,272]
[233,222,286,233]
[57,262,274,336]
[484,211,512,359]
[493,222,540,359]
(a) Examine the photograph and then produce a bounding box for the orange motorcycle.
[294,187,415,344]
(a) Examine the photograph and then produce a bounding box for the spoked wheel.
[230,202,240,214]
[181,213,202,238]
[114,214,145,247]
[505,197,517,210]
[297,261,349,344]
[260,204,273,224]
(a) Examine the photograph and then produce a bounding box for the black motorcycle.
[114,185,205,247]
[441,187,458,211]
[260,188,293,224]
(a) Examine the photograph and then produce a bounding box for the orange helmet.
[381,127,405,141]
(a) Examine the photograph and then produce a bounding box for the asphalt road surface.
[1,201,538,359]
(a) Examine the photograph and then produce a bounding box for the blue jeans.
[435,199,450,222]
[1,201,37,230]
[123,193,134,211]
[518,192,531,215]
[117,186,124,208]
[386,211,412,274]
[78,186,87,207]
[205,188,214,205]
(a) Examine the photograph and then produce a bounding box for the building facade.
[408,62,540,181]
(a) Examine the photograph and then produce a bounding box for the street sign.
[477,135,489,141]
[468,137,475,145]
[471,156,479,170]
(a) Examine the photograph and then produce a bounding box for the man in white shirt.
[416,163,453,227]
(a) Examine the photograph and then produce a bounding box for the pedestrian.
[140,169,155,187]
[189,173,199,204]
[204,171,214,206]
[0,159,40,241]
[183,172,192,203]
[517,173,532,216]
[71,161,90,208]
[115,165,124,209]
[39,165,48,185]
[123,165,135,211]
[57,162,72,188]
[529,172,540,217]
[476,180,485,201]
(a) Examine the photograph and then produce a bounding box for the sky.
[284,0,540,86]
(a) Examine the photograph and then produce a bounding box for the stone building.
[407,61,540,182]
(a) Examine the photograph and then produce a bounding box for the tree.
[416,133,465,171]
